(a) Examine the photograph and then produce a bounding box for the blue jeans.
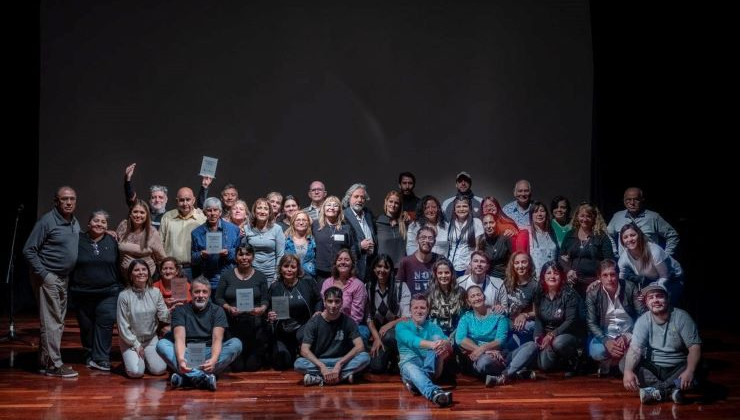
[156,337,242,385]
[294,351,370,381]
[588,336,609,361]
[400,350,442,401]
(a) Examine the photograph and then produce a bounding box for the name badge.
[332,234,345,242]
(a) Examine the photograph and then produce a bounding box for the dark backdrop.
[4,2,716,326]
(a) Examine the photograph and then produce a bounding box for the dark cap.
[641,282,668,297]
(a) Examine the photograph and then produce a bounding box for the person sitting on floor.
[396,293,455,407]
[293,286,370,386]
[623,283,702,405]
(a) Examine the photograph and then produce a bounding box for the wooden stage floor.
[0,315,738,419]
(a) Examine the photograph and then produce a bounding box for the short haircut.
[191,276,211,290]
[398,172,416,184]
[323,286,343,301]
[597,259,618,276]
[409,293,428,309]
[87,209,109,224]
[203,196,223,210]
[150,185,168,195]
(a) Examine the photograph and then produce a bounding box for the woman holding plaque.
[152,257,191,311]
[117,259,169,378]
[214,244,269,371]
[267,254,322,370]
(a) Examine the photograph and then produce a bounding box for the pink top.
[320,277,368,324]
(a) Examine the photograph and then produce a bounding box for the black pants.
[72,291,118,363]
[228,314,268,372]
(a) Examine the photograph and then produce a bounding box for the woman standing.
[225,199,250,236]
[215,244,269,371]
[117,259,169,378]
[267,255,322,370]
[406,195,449,256]
[618,223,683,304]
[528,201,559,277]
[116,199,166,276]
[277,195,300,231]
[375,191,406,271]
[243,198,285,284]
[447,196,484,276]
[476,213,512,279]
[366,254,410,373]
[312,196,355,282]
[559,202,614,297]
[284,211,317,279]
[550,196,572,247]
[70,210,121,371]
[479,196,528,253]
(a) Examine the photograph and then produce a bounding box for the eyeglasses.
[91,242,100,256]
[417,236,435,243]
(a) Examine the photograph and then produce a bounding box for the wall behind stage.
[39,1,593,223]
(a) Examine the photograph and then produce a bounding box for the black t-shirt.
[302,313,359,358]
[171,302,228,346]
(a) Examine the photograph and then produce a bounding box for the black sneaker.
[45,365,79,378]
[170,373,184,389]
[671,388,685,404]
[485,374,506,387]
[205,374,217,391]
[402,377,421,395]
[431,389,453,407]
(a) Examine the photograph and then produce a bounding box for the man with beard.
[123,163,169,229]
[342,183,376,280]
[396,294,454,407]
[398,172,420,221]
[294,286,370,386]
[622,283,701,404]
[156,277,242,391]
[441,172,483,221]
[396,226,441,294]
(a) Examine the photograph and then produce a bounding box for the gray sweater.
[23,207,80,279]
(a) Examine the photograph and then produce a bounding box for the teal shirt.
[455,311,509,346]
[396,319,447,367]
[551,219,572,247]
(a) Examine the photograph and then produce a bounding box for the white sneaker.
[303,373,323,387]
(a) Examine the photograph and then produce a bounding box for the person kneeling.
[396,294,454,407]
[156,277,243,391]
[293,286,370,386]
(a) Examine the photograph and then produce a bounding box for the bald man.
[160,187,206,279]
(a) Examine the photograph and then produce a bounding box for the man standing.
[23,186,80,377]
[441,172,482,220]
[398,172,420,221]
[607,187,679,257]
[156,277,242,391]
[342,183,376,280]
[623,284,701,404]
[123,163,168,229]
[160,187,206,279]
[303,180,327,221]
[190,197,241,291]
[294,287,370,386]
[396,294,454,407]
[502,179,533,229]
[396,226,440,294]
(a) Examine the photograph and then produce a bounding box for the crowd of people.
[21,166,700,407]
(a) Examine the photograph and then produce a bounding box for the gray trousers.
[31,272,69,369]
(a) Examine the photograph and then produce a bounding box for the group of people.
[21,168,699,406]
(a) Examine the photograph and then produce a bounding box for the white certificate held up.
[200,156,218,178]
[206,232,222,254]
[187,342,206,367]
[236,288,254,312]
[272,296,290,320]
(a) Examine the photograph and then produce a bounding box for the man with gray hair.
[607,187,679,257]
[23,186,80,377]
[342,183,376,280]
[190,197,241,291]
[123,163,168,229]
